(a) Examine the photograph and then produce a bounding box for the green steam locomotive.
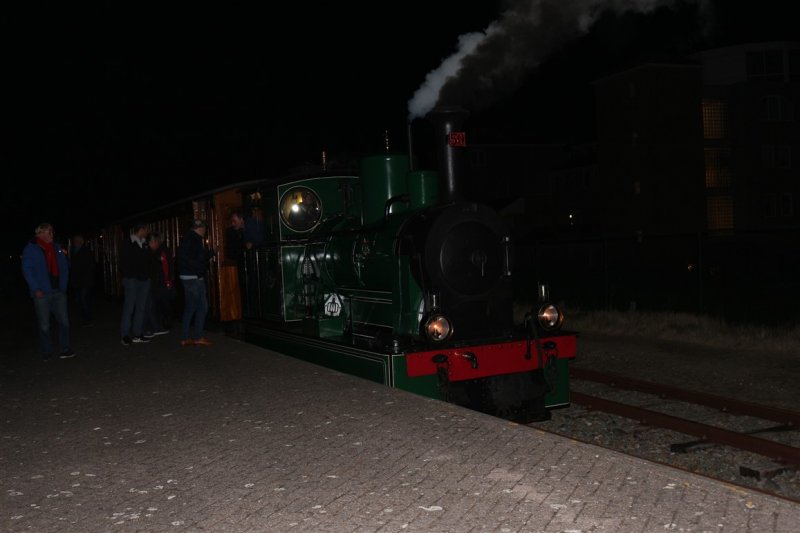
[239,107,576,421]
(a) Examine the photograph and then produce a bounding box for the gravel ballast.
[530,332,800,502]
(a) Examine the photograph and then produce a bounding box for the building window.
[470,149,487,168]
[702,100,729,139]
[747,49,784,82]
[781,193,794,217]
[764,193,778,218]
[777,145,792,169]
[705,148,732,188]
[763,95,782,121]
[762,95,793,122]
[707,196,734,230]
[790,50,800,82]
[762,145,776,169]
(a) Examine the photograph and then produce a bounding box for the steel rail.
[570,391,800,464]
[570,367,800,427]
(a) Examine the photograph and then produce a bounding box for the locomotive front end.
[395,106,576,421]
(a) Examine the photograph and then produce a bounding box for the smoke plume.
[407,0,708,120]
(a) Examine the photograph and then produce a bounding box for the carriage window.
[279,187,322,232]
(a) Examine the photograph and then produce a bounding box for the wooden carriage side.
[96,180,266,324]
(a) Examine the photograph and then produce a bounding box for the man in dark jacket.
[176,219,214,346]
[224,210,248,263]
[69,234,95,325]
[120,223,152,346]
[223,210,250,332]
[21,223,74,360]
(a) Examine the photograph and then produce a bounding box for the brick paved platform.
[2,297,799,532]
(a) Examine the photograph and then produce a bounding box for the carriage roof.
[111,166,360,227]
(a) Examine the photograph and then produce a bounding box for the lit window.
[279,187,322,232]
[705,148,732,188]
[702,100,729,139]
[707,196,734,231]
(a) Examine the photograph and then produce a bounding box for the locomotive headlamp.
[425,314,453,342]
[537,303,564,330]
[279,187,322,232]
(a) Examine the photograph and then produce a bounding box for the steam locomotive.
[99,107,577,421]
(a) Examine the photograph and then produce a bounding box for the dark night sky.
[1,0,797,253]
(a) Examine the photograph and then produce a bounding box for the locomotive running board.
[244,321,397,387]
[242,321,574,409]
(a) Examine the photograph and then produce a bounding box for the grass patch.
[515,302,800,352]
[568,309,800,352]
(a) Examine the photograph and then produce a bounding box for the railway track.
[544,366,800,489]
[569,367,800,468]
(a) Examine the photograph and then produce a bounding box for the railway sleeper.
[739,462,797,480]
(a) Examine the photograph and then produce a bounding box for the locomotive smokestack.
[426,106,469,205]
[407,122,415,172]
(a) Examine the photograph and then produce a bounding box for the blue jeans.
[121,278,151,338]
[33,290,70,356]
[181,278,208,341]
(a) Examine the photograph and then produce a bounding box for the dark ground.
[3,293,800,531]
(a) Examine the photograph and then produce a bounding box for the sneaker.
[142,332,155,340]
[193,337,213,346]
[42,353,53,362]
[180,339,194,347]
[59,349,76,359]
[153,329,170,336]
[132,336,151,343]
[121,336,132,346]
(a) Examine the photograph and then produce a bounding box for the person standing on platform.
[120,223,152,346]
[223,210,251,335]
[225,210,249,259]
[144,231,174,336]
[176,219,214,346]
[21,223,75,360]
[69,233,95,326]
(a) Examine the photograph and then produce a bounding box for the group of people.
[21,217,218,360]
[119,223,175,345]
[119,219,214,347]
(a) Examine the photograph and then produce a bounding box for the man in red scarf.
[21,223,75,360]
